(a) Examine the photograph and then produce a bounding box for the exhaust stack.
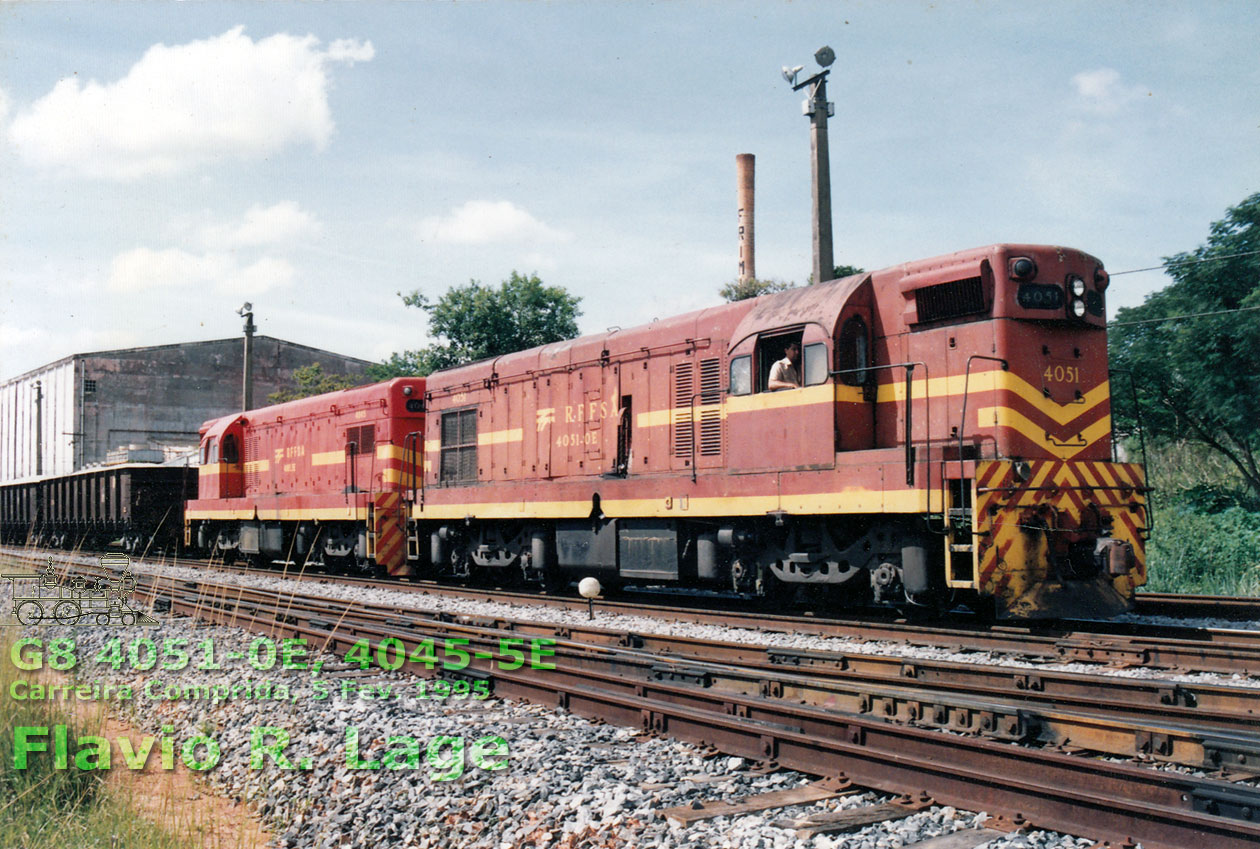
[736,153,756,282]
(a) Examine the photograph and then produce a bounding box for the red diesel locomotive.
[185,379,425,574]
[185,243,1148,619]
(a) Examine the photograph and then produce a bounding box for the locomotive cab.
[197,416,245,500]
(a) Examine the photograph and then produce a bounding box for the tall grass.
[1140,441,1260,596]
[0,636,198,849]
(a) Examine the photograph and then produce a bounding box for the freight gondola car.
[0,463,195,554]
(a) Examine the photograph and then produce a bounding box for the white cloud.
[326,38,375,64]
[108,247,294,294]
[0,323,43,350]
[198,201,322,249]
[0,86,10,126]
[8,26,373,180]
[416,200,573,245]
[1071,68,1149,114]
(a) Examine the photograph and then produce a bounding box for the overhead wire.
[1105,247,1260,327]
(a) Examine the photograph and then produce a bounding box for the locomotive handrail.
[830,360,936,516]
[1108,368,1154,537]
[403,431,423,508]
[423,338,714,400]
[957,355,1009,496]
[344,441,358,503]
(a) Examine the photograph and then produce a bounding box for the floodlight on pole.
[238,303,256,412]
[782,46,837,286]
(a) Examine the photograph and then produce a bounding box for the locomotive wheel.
[15,601,44,625]
[53,600,82,626]
[96,613,111,626]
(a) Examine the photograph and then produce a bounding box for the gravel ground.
[0,567,1114,849]
[118,556,1260,693]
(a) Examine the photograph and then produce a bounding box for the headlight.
[1069,275,1086,297]
[1071,298,1087,318]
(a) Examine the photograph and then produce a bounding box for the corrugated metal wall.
[0,360,77,481]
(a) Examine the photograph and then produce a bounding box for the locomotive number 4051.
[1043,365,1080,384]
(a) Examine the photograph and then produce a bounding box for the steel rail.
[117,570,1260,849]
[149,578,1260,771]
[9,545,1260,675]
[1136,592,1260,621]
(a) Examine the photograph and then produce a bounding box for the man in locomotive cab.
[767,341,802,390]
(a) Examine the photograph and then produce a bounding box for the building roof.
[0,336,374,386]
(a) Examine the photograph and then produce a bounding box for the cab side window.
[803,343,829,386]
[729,356,751,396]
[758,332,804,392]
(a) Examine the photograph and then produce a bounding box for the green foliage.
[388,271,582,374]
[1144,503,1260,595]
[804,264,866,286]
[719,277,794,302]
[1109,193,1260,502]
[1132,441,1260,594]
[724,264,865,301]
[267,362,366,403]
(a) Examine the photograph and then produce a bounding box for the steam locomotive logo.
[2,555,156,627]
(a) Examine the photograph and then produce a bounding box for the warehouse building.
[0,337,373,483]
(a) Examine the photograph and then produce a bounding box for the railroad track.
[6,545,1260,676]
[1136,591,1260,621]
[25,553,1260,849]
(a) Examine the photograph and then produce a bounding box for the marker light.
[1071,298,1087,318]
[1011,258,1036,280]
[1069,275,1086,297]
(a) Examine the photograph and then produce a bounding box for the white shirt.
[768,356,800,388]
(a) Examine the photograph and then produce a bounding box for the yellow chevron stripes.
[979,407,1111,459]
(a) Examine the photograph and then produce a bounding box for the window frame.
[729,355,752,396]
[439,407,479,484]
[803,343,830,387]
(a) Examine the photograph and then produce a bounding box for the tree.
[378,271,582,376]
[268,363,367,403]
[722,264,865,301]
[720,277,794,302]
[1109,193,1260,501]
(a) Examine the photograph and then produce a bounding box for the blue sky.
[1,1,1256,379]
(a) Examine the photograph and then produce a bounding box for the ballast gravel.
[1,571,1109,849]
[129,556,1260,692]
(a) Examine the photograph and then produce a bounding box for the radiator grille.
[672,362,694,458]
[915,276,986,323]
[699,358,722,457]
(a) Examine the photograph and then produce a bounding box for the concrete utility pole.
[783,46,837,286]
[238,303,255,411]
[736,153,756,282]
